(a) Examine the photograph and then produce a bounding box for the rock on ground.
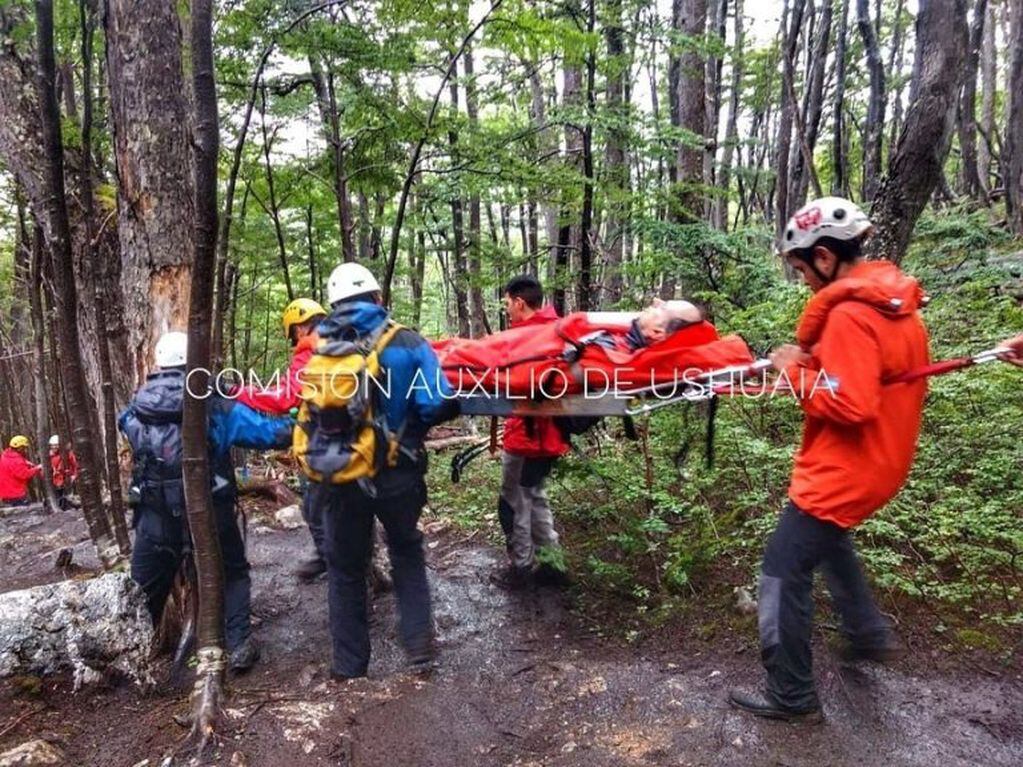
[0,573,153,689]
[0,739,65,766]
[274,504,305,529]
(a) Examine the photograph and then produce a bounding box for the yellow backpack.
[293,321,405,488]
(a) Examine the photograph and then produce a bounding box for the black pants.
[130,500,252,651]
[300,479,325,559]
[759,503,892,711]
[313,474,432,677]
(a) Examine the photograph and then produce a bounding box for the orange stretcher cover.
[433,312,754,396]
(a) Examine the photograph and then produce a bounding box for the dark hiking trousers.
[130,500,252,651]
[759,502,893,711]
[300,477,326,558]
[314,474,433,677]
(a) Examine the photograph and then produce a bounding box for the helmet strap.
[799,246,841,286]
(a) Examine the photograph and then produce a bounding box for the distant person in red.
[48,435,78,510]
[235,297,329,582]
[0,435,42,507]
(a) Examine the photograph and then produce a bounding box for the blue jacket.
[316,301,456,450]
[119,369,292,494]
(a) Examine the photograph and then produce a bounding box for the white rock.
[0,573,153,689]
[0,740,65,766]
[274,504,305,529]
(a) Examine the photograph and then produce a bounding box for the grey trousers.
[499,452,559,570]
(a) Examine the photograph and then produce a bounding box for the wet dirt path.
[1,506,1021,766]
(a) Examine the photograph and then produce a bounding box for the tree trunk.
[309,57,356,263]
[602,0,628,304]
[885,0,909,157]
[463,45,490,335]
[673,0,709,225]
[774,0,803,237]
[977,0,995,191]
[577,0,596,311]
[715,0,744,229]
[858,0,887,201]
[33,0,119,566]
[105,0,194,386]
[832,1,850,196]
[79,0,129,552]
[560,51,584,311]
[957,0,988,200]
[257,87,294,301]
[790,0,832,210]
[867,0,969,261]
[1007,0,1023,232]
[28,228,61,513]
[185,0,227,750]
[704,0,727,222]
[447,68,471,338]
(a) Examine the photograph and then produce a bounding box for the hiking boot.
[330,670,366,684]
[407,637,437,668]
[490,565,533,591]
[228,637,261,674]
[534,562,571,589]
[728,689,823,724]
[294,555,327,582]
[836,640,906,664]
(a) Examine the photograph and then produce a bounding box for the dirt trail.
[1,505,1021,766]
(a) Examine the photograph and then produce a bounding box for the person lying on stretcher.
[434,299,752,395]
[594,299,704,351]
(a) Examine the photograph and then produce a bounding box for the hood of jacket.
[797,260,926,348]
[130,369,185,425]
[319,300,390,341]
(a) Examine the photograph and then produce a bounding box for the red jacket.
[235,335,318,415]
[502,305,570,458]
[0,447,41,501]
[786,260,930,528]
[49,450,78,488]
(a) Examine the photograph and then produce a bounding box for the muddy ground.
[1,501,1021,767]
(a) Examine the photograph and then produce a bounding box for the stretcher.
[446,339,1011,418]
[435,311,758,417]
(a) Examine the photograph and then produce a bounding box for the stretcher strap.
[883,356,973,384]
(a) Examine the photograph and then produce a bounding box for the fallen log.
[425,434,489,451]
[238,478,299,506]
[0,573,153,689]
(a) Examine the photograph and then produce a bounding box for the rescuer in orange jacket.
[730,198,930,723]
[494,275,570,589]
[0,436,42,506]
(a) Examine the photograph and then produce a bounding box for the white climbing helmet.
[48,434,60,447]
[154,331,188,368]
[779,196,873,255]
[326,262,381,306]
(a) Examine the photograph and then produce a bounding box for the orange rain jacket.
[785,260,930,528]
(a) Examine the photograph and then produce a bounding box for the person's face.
[49,446,58,455]
[786,246,838,293]
[503,293,528,324]
[637,306,669,344]
[292,318,322,345]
